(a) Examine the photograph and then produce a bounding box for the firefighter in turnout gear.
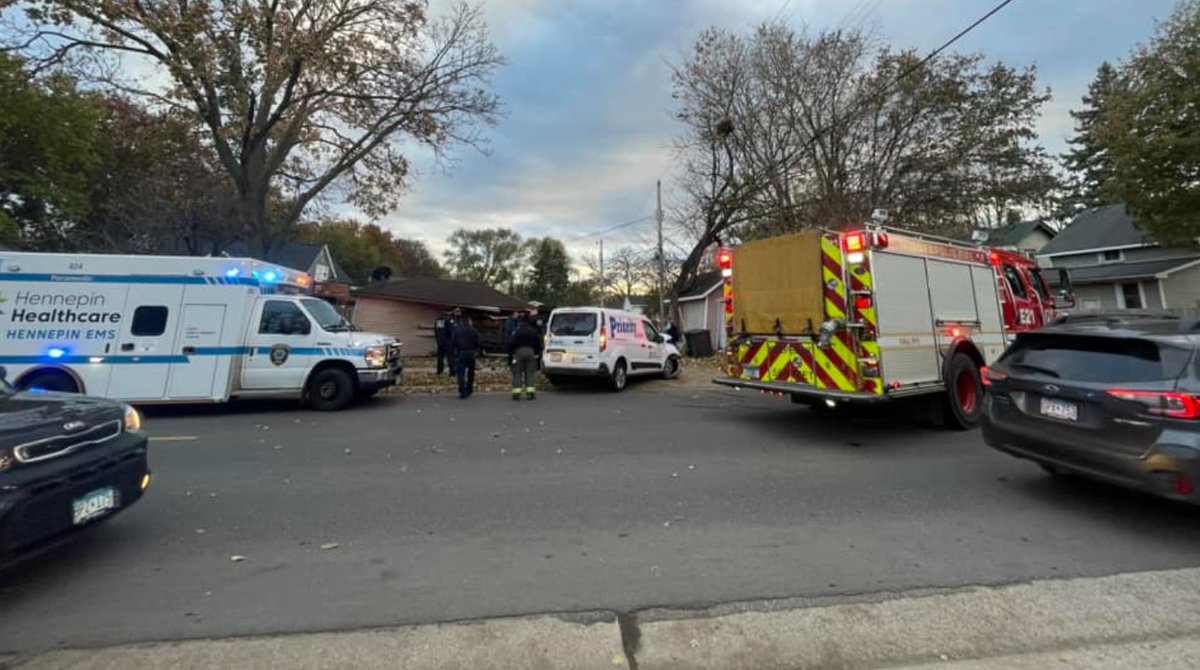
[508,315,543,400]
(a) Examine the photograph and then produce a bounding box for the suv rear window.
[550,312,598,337]
[1001,334,1191,383]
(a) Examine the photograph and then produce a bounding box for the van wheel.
[943,352,983,430]
[661,356,681,380]
[18,370,79,394]
[309,368,355,411]
[609,360,628,392]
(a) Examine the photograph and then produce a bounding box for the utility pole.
[656,179,665,322]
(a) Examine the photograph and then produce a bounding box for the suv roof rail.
[1049,310,1181,327]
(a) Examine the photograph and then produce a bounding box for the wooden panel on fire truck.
[732,229,824,334]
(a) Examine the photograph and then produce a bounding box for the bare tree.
[8,0,504,253]
[670,22,1057,245]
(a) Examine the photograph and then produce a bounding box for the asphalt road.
[3,383,1200,652]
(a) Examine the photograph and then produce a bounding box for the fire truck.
[712,226,1073,428]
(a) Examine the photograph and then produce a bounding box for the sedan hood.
[0,391,125,449]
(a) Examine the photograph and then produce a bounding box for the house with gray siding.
[976,220,1056,255]
[669,270,726,352]
[1037,204,1200,312]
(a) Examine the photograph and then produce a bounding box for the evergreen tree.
[1061,61,1121,211]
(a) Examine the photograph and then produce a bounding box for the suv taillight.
[981,366,1007,387]
[1107,389,1200,419]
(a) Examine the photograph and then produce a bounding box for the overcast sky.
[379,0,1179,260]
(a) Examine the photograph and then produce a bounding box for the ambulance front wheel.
[308,367,355,411]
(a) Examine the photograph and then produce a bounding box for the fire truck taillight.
[854,296,872,310]
[843,232,865,253]
[717,248,733,277]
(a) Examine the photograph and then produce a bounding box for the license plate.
[72,487,118,525]
[1040,397,1078,422]
[549,353,563,363]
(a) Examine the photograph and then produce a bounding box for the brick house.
[352,277,530,356]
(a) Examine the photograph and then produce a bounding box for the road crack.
[616,612,641,670]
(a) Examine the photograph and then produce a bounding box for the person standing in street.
[508,315,542,400]
[451,315,481,399]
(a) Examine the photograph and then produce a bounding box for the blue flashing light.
[47,347,67,359]
[226,268,241,277]
[263,271,278,282]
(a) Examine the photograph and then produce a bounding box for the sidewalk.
[8,567,1200,669]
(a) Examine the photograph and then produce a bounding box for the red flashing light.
[989,251,1001,266]
[724,300,733,314]
[716,248,733,269]
[843,232,866,253]
[948,327,962,338]
[854,296,872,310]
[1107,389,1200,419]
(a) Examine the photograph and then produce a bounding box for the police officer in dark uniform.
[450,314,481,399]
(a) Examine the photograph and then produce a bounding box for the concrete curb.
[633,567,1200,669]
[11,568,1200,670]
[9,615,626,670]
[888,635,1200,669]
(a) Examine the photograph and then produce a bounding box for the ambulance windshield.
[301,298,356,332]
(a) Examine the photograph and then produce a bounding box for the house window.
[1099,249,1124,263]
[1120,282,1143,309]
[313,263,331,282]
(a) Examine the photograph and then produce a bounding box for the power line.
[574,215,654,239]
[779,0,1020,170]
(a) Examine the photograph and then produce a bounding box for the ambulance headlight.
[365,346,387,369]
[122,404,143,433]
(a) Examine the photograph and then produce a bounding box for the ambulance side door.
[241,298,315,390]
[105,286,184,401]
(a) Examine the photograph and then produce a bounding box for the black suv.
[0,366,150,570]
[982,313,1200,504]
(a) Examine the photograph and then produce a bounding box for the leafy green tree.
[0,52,103,249]
[1061,62,1121,211]
[299,218,443,283]
[524,237,571,305]
[443,227,525,286]
[80,98,241,255]
[12,1,503,254]
[1097,0,1200,246]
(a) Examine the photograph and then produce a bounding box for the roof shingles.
[1038,205,1151,256]
[354,276,528,312]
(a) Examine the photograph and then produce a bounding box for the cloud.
[373,0,1181,260]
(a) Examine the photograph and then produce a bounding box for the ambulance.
[0,252,402,410]
[713,226,1073,428]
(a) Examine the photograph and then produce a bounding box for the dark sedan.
[981,314,1200,504]
[0,367,151,570]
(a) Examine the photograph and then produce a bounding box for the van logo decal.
[269,344,290,366]
[609,316,636,335]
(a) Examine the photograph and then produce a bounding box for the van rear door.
[545,310,600,366]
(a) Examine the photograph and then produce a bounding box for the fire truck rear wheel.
[944,352,983,430]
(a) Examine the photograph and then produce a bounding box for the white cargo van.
[0,252,401,410]
[542,307,681,391]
